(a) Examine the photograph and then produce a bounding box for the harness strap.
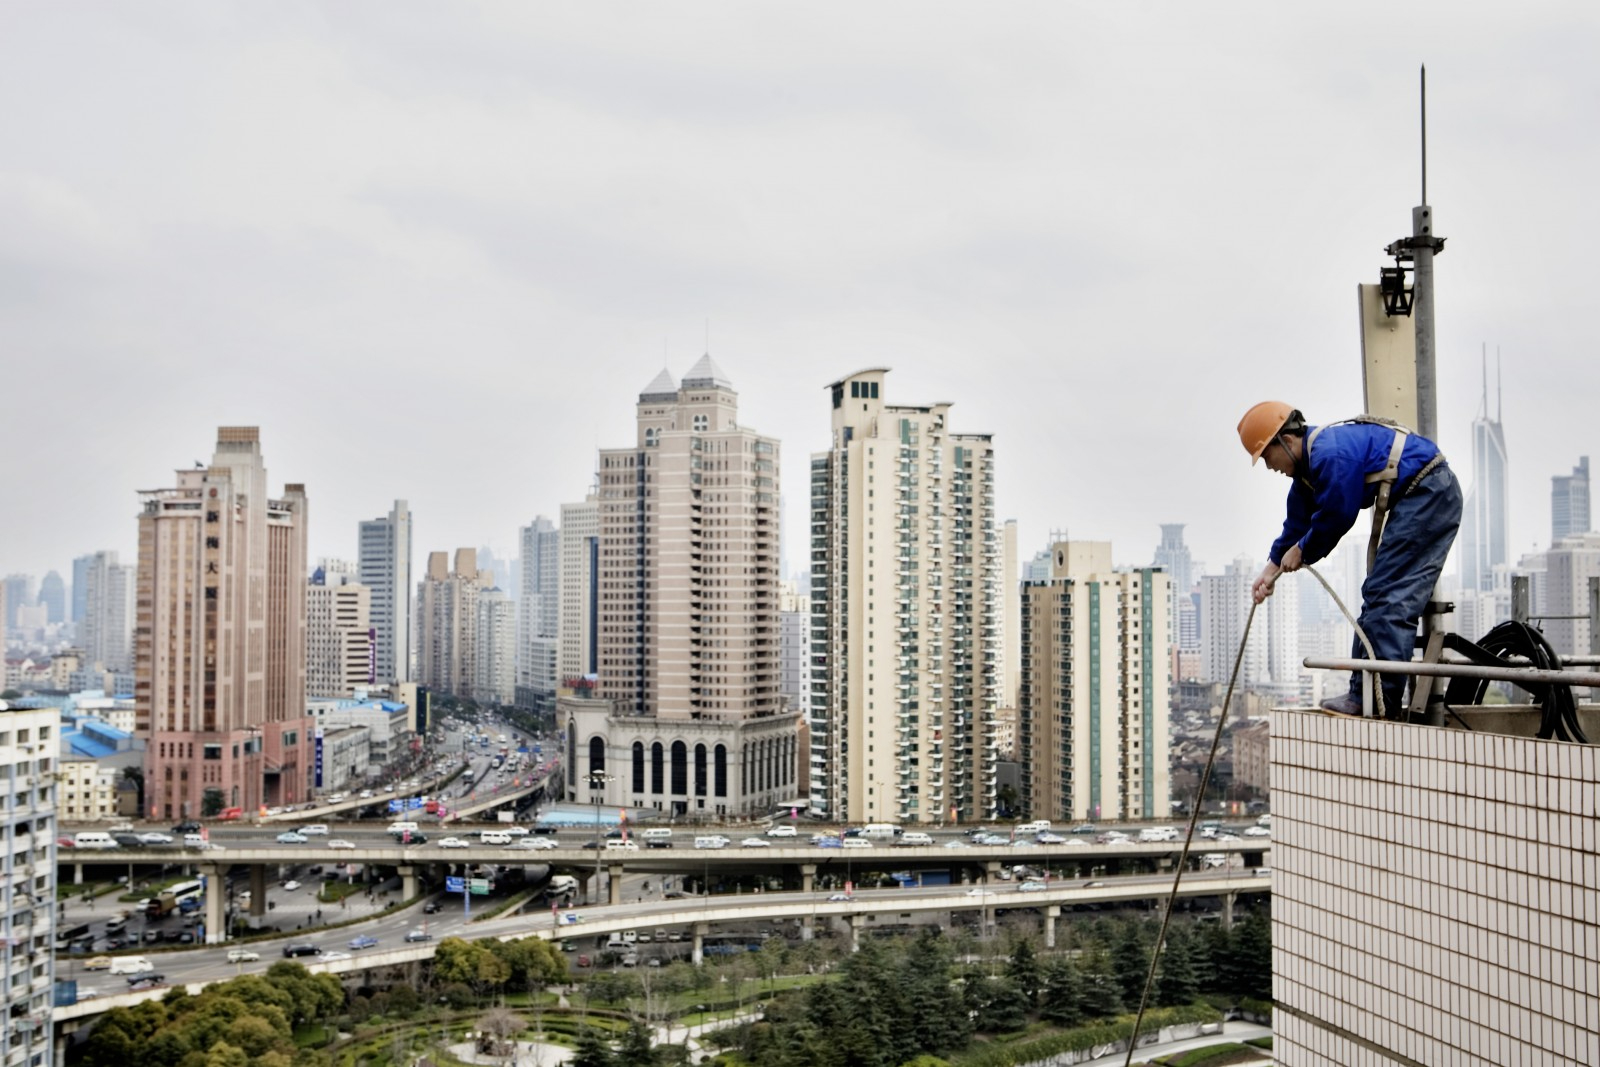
[1307,419,1411,571]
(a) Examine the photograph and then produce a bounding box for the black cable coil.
[1443,621,1590,743]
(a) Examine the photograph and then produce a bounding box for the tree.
[1111,922,1152,1009]
[1154,924,1200,1006]
[615,1020,656,1067]
[1004,937,1042,1008]
[1232,908,1273,1000]
[477,1008,522,1059]
[571,1027,614,1067]
[434,937,512,997]
[1076,947,1124,1019]
[201,789,224,818]
[1039,957,1084,1027]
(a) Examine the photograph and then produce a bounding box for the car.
[327,839,356,850]
[358,789,374,799]
[438,837,469,849]
[266,806,285,816]
[1018,881,1049,892]
[942,839,971,849]
[739,837,772,848]
[1035,832,1066,844]
[1083,880,1105,888]
[299,824,329,836]
[326,793,346,803]
[83,956,113,971]
[826,893,852,902]
[766,824,798,837]
[107,822,135,833]
[1217,834,1242,842]
[966,888,996,897]
[646,957,663,968]
[171,821,203,834]
[282,943,320,957]
[276,831,308,844]
[404,929,432,942]
[227,949,260,963]
[127,974,166,989]
[75,987,102,1000]
[319,950,352,962]
[1244,826,1271,838]
[498,825,530,837]
[56,836,76,848]
[423,900,443,914]
[113,833,147,848]
[348,935,379,950]
[392,832,428,845]
[282,880,302,891]
[510,837,555,850]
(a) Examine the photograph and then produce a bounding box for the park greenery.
[70,909,1270,1067]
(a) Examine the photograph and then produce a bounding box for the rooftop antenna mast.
[1386,65,1446,440]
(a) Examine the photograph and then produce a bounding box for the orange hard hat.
[1237,401,1296,464]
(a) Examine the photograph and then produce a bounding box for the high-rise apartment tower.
[358,500,413,685]
[810,368,1000,823]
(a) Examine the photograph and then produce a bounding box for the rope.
[1301,563,1385,718]
[1120,599,1256,1065]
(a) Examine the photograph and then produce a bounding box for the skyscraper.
[1459,359,1510,594]
[566,357,800,820]
[558,494,599,683]
[72,553,91,624]
[810,368,1000,823]
[476,585,517,707]
[418,548,488,700]
[136,427,310,822]
[358,500,413,685]
[0,703,59,1067]
[37,570,65,625]
[306,568,373,698]
[518,515,560,708]
[2,574,33,630]
[81,551,133,671]
[1551,456,1590,543]
[1019,541,1171,823]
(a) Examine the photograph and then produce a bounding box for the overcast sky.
[5,3,1598,593]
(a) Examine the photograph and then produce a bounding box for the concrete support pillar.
[799,863,817,894]
[578,871,593,905]
[608,864,625,906]
[691,921,708,966]
[983,860,1003,885]
[200,864,227,945]
[1222,891,1236,930]
[73,863,83,885]
[249,864,268,924]
[847,914,863,954]
[398,865,417,900]
[1045,905,1061,950]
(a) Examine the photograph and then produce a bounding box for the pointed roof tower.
[639,368,678,402]
[681,353,734,390]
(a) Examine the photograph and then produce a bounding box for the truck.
[145,893,180,919]
[546,875,578,898]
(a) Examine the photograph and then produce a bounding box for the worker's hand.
[1252,563,1280,604]
[1279,544,1304,574]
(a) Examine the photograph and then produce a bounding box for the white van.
[183,833,207,849]
[694,835,730,850]
[860,823,901,841]
[641,827,674,841]
[1138,827,1180,842]
[73,832,119,850]
[387,821,420,835]
[604,839,639,851]
[109,956,154,976]
[898,831,935,847]
[480,831,512,846]
[1017,820,1052,835]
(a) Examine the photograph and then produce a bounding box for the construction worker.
[1239,401,1462,716]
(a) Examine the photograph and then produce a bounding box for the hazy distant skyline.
[5,4,1599,589]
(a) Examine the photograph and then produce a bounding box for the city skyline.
[5,7,1600,587]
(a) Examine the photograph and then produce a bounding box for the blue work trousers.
[1347,463,1463,708]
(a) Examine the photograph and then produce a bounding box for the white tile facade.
[1271,711,1599,1067]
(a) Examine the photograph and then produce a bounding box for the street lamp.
[586,770,614,904]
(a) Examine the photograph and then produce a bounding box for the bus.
[167,880,205,905]
[55,922,92,952]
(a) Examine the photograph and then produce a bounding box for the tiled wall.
[1271,711,1598,1067]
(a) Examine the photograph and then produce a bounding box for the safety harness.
[1304,416,1445,570]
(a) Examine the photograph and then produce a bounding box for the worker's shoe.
[1318,693,1365,717]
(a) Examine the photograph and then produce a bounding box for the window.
[692,414,708,432]
[694,743,708,796]
[632,742,645,793]
[651,743,664,794]
[203,744,222,761]
[670,741,688,794]
[588,737,605,775]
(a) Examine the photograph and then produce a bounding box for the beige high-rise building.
[810,368,1001,824]
[418,548,488,700]
[1018,541,1171,822]
[566,356,801,819]
[475,585,517,707]
[136,427,310,820]
[558,493,599,683]
[306,574,373,698]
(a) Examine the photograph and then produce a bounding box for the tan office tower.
[565,356,800,819]
[1018,541,1171,822]
[306,574,373,698]
[809,368,1001,824]
[418,548,488,700]
[136,427,309,820]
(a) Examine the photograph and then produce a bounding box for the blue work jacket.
[1268,421,1444,566]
